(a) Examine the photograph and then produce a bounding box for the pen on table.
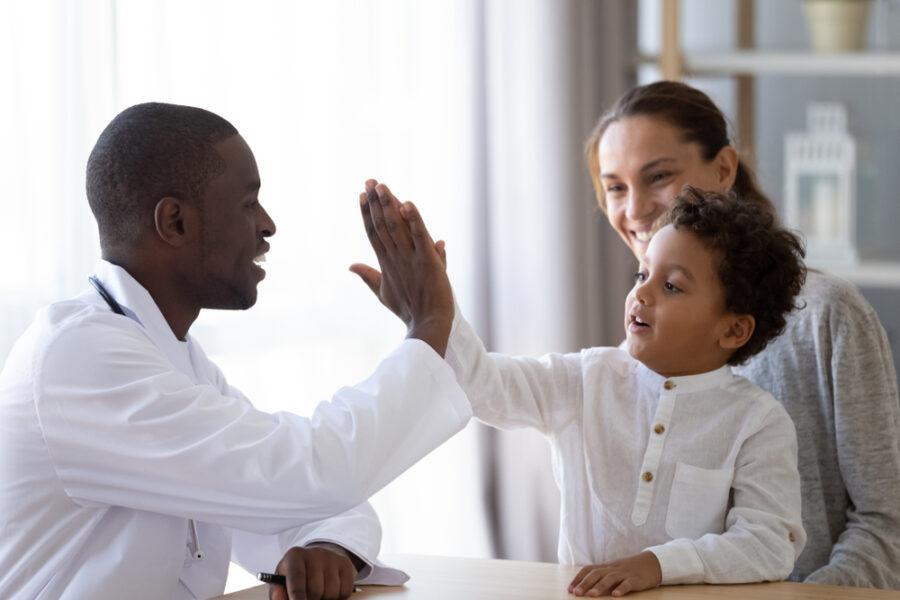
[257,572,361,593]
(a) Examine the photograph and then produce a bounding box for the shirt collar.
[92,259,195,376]
[637,362,734,395]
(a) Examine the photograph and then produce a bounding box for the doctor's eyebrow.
[246,180,261,192]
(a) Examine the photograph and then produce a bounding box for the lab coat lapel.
[93,260,197,381]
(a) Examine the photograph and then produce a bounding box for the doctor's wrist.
[407,315,452,358]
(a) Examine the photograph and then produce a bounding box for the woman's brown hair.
[584,80,773,217]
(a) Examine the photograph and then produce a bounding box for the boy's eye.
[664,281,680,293]
[633,271,647,283]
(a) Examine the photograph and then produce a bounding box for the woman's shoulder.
[795,270,879,321]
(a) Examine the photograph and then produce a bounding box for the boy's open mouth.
[629,312,650,328]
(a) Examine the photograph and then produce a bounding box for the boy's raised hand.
[350,179,453,357]
[568,551,662,597]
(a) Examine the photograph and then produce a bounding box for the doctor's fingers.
[370,182,415,252]
[360,191,387,259]
[399,201,442,263]
[359,189,405,277]
[309,559,356,600]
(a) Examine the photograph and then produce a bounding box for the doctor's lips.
[254,242,270,263]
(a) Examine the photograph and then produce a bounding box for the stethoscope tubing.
[89,274,204,561]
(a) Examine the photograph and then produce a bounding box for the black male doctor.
[0,103,470,600]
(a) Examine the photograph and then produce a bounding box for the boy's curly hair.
[661,185,807,365]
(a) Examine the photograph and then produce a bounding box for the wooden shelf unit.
[649,0,900,287]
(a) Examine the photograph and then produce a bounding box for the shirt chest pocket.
[665,461,733,540]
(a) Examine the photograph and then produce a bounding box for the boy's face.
[624,224,739,377]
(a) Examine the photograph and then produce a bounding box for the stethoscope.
[88,275,205,561]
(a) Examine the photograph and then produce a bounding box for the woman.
[584,80,900,588]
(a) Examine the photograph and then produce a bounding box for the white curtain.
[476,0,637,561]
[0,0,636,586]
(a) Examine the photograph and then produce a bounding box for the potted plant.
[802,0,872,52]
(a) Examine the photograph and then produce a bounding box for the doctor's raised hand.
[350,179,453,357]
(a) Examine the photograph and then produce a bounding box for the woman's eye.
[650,172,671,184]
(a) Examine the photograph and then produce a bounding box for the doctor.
[0,103,471,600]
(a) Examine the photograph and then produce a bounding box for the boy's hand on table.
[568,551,662,597]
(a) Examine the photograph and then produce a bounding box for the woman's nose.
[626,189,658,222]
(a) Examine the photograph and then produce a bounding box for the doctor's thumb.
[348,263,382,296]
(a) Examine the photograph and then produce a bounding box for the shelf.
[639,51,900,77]
[811,261,900,288]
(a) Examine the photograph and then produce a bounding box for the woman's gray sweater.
[735,270,900,588]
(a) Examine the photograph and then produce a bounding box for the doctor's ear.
[154,197,196,246]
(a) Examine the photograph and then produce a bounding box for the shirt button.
[664,380,675,390]
[642,471,653,482]
[789,532,796,542]
[653,424,665,435]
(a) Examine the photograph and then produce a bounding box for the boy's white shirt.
[446,307,806,584]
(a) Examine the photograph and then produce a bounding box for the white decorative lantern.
[784,103,858,265]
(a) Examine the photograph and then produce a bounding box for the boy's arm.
[444,306,582,434]
[645,404,805,584]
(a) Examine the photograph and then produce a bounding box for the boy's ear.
[154,197,196,247]
[718,313,755,351]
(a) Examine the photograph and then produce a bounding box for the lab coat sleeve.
[231,502,408,585]
[33,313,472,534]
[646,404,806,584]
[444,306,582,434]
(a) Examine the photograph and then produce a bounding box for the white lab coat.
[0,260,472,599]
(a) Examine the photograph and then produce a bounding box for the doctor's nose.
[259,203,276,237]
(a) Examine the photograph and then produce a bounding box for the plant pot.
[803,0,871,52]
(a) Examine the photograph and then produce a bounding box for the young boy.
[452,185,809,596]
[354,182,808,597]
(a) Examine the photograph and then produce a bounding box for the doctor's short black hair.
[660,185,807,366]
[86,102,238,248]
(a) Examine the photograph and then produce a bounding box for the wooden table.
[214,554,900,599]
